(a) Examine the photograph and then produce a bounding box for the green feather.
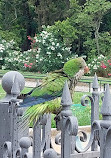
[23,99,61,125]
[63,57,85,77]
[31,73,67,97]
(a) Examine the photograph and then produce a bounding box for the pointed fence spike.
[61,80,72,106]
[101,84,111,116]
[92,73,99,89]
[11,75,20,95]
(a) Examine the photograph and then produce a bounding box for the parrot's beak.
[84,66,89,74]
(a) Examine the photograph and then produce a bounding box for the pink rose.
[29,65,32,68]
[101,63,107,69]
[24,63,28,67]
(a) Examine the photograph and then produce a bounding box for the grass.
[0,85,6,99]
[72,92,91,126]
[0,85,33,99]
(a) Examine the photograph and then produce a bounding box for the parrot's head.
[63,57,89,77]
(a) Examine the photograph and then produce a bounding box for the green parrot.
[20,57,89,123]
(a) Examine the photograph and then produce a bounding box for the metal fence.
[0,71,111,158]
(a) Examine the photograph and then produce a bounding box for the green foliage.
[32,0,70,31]
[51,114,56,128]
[3,29,73,73]
[48,19,78,46]
[0,29,21,46]
[84,0,111,17]
[48,0,111,58]
[0,0,37,51]
[1,0,111,70]
[84,32,111,57]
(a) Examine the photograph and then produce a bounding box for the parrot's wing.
[20,72,67,107]
[20,91,62,107]
[31,72,67,97]
[20,72,66,125]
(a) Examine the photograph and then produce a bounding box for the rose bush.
[4,49,36,71]
[88,54,111,77]
[4,28,73,72]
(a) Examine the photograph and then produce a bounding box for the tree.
[48,0,111,57]
[0,0,38,50]
[32,0,70,31]
[83,0,111,55]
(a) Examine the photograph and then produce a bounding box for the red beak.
[84,66,89,74]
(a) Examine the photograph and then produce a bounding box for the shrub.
[4,28,73,72]
[0,37,16,68]
[27,28,73,73]
[4,49,37,71]
[88,54,111,77]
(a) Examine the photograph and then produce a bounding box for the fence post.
[19,137,32,158]
[33,118,42,158]
[44,148,57,158]
[33,113,51,158]
[91,73,100,152]
[42,114,51,151]
[91,73,99,124]
[61,81,78,158]
[100,84,111,158]
[0,71,25,157]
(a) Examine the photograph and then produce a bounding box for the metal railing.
[0,71,111,158]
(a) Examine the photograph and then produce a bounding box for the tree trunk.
[94,19,101,55]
